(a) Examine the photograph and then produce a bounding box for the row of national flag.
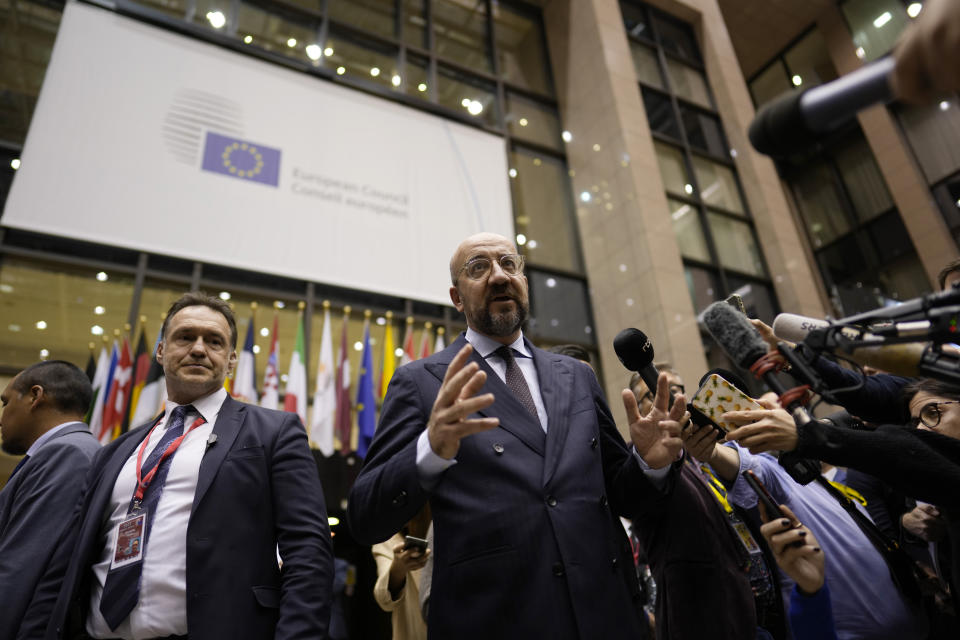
[81,308,446,457]
[85,322,166,446]
[231,308,445,458]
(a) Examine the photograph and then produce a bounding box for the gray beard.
[474,302,528,337]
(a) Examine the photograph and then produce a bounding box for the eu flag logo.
[201,132,281,187]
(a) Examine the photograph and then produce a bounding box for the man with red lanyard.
[21,292,334,640]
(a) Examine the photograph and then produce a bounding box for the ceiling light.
[508,168,517,178]
[91,325,104,335]
[305,44,322,60]
[96,271,108,282]
[260,327,270,337]
[417,83,427,92]
[243,35,252,44]
[206,10,225,29]
[324,47,334,56]
[792,75,802,86]
[370,67,381,77]
[40,349,49,358]
[391,74,401,87]
[516,233,527,246]
[219,291,231,301]
[36,320,47,330]
[354,341,363,351]
[94,306,106,315]
[561,131,572,142]
[873,12,892,28]
[336,66,346,75]
[907,3,921,18]
[287,37,297,47]
[10,158,20,170]
[518,117,528,127]
[467,100,483,115]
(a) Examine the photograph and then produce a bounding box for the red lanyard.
[132,413,206,506]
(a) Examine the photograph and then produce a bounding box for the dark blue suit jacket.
[349,335,667,639]
[21,396,333,640]
[0,423,99,640]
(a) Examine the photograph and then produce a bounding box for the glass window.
[653,12,700,65]
[509,148,583,274]
[0,0,62,145]
[493,3,552,95]
[665,58,711,109]
[433,0,492,73]
[790,164,853,248]
[684,265,718,314]
[841,0,910,62]
[654,141,692,196]
[642,89,681,139]
[669,198,711,262]
[325,31,400,91]
[897,100,960,184]
[876,253,932,302]
[505,93,562,152]
[707,212,766,277]
[680,106,726,157]
[0,258,135,370]
[867,211,917,262]
[834,137,894,222]
[620,2,651,41]
[749,61,792,108]
[527,270,595,344]
[328,0,396,39]
[629,40,663,89]
[783,29,837,90]
[437,66,498,127]
[236,3,320,65]
[691,155,744,213]
[404,53,430,100]
[403,0,428,49]
[129,0,188,19]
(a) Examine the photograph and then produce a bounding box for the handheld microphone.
[772,312,928,377]
[613,328,675,409]
[748,56,894,157]
[702,302,821,484]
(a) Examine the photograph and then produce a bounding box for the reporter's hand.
[892,0,960,103]
[759,505,824,596]
[625,372,687,469]
[388,542,431,599]
[723,407,799,453]
[427,344,499,459]
[750,318,792,353]
[682,422,719,464]
[902,503,947,542]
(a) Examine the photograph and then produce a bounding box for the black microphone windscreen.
[613,328,655,371]
[702,302,769,370]
[748,89,809,157]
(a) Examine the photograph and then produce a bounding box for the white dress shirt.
[86,387,226,640]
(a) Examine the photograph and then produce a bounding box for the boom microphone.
[702,302,821,483]
[613,328,675,408]
[748,56,894,157]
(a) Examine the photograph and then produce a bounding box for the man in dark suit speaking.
[23,292,333,639]
[0,360,100,640]
[348,233,687,639]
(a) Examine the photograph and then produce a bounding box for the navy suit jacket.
[348,335,669,639]
[0,423,99,640]
[21,396,333,640]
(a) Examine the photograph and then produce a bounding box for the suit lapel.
[192,395,245,515]
[533,345,573,487]
[425,334,546,457]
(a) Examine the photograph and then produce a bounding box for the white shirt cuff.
[632,446,671,489]
[416,429,456,488]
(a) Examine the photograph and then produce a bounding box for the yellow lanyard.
[827,480,867,507]
[699,463,734,514]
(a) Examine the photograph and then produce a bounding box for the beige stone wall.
[542,0,826,428]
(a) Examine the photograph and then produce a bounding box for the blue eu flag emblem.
[201,132,281,187]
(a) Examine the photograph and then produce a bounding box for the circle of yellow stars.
[221,142,264,178]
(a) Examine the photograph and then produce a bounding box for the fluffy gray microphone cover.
[702,302,769,370]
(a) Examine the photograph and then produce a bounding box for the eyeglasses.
[912,401,960,429]
[456,254,525,281]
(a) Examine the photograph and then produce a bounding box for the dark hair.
[12,360,93,415]
[546,344,591,365]
[903,377,960,404]
[161,292,238,348]
[937,258,960,290]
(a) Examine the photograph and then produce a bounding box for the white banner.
[3,2,513,305]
